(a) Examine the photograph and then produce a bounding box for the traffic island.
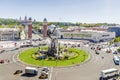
[19,47,89,67]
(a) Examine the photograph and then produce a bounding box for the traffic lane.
[0,63,24,80]
[0,63,43,80]
[0,48,40,80]
[0,48,22,63]
[51,49,119,80]
[52,65,99,80]
[52,64,100,80]
[0,51,15,64]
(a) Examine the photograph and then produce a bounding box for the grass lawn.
[19,48,89,67]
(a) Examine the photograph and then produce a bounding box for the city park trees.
[0,18,118,29]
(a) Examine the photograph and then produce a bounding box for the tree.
[114,37,120,42]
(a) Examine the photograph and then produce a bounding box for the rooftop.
[0,28,19,32]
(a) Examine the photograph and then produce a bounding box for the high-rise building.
[43,18,48,39]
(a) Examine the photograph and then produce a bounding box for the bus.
[100,68,119,80]
[113,55,119,65]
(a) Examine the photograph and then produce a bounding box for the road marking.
[12,51,26,67]
[12,53,17,62]
[49,67,53,80]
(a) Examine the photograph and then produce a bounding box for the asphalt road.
[51,46,120,80]
[0,40,119,80]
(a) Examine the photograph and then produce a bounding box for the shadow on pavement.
[21,73,37,77]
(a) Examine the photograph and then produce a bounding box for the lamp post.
[55,53,59,66]
[56,57,57,66]
[42,56,44,66]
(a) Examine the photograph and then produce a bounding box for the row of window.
[63,33,91,37]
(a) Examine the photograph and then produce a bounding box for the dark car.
[113,51,117,54]
[77,44,80,47]
[91,47,95,50]
[0,50,5,53]
[106,49,112,53]
[95,50,99,55]
[14,70,23,75]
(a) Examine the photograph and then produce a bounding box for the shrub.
[48,57,54,60]
[64,55,69,60]
[117,48,120,53]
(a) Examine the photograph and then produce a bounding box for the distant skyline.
[0,0,120,23]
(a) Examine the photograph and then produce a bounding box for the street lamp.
[42,57,44,66]
[55,53,59,66]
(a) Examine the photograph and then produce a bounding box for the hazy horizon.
[0,0,120,24]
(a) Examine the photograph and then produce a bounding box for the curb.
[16,47,92,68]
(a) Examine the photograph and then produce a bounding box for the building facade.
[59,30,115,42]
[19,16,33,39]
[0,28,19,41]
[107,26,120,37]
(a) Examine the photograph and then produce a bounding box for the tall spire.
[24,16,27,21]
[19,17,21,21]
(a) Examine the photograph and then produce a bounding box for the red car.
[0,60,4,63]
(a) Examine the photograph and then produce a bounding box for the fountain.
[37,26,60,59]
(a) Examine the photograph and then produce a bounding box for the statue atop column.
[47,26,59,57]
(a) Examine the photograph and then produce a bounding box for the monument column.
[28,17,32,39]
[43,18,48,39]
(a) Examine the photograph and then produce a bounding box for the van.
[113,55,119,65]
[25,67,38,75]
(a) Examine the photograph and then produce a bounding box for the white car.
[42,67,49,72]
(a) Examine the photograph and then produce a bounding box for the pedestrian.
[7,60,10,63]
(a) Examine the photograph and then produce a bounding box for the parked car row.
[63,43,81,48]
[39,67,49,79]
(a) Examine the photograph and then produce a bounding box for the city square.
[1,0,120,80]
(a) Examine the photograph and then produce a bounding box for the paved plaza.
[0,39,120,80]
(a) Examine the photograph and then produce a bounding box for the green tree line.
[0,18,117,29]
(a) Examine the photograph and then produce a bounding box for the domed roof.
[43,18,47,22]
[29,17,32,20]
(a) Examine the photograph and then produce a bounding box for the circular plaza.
[19,45,89,67]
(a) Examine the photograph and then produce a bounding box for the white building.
[59,30,115,42]
[20,30,26,40]
[0,28,19,41]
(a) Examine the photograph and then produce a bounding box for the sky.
[0,0,120,23]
